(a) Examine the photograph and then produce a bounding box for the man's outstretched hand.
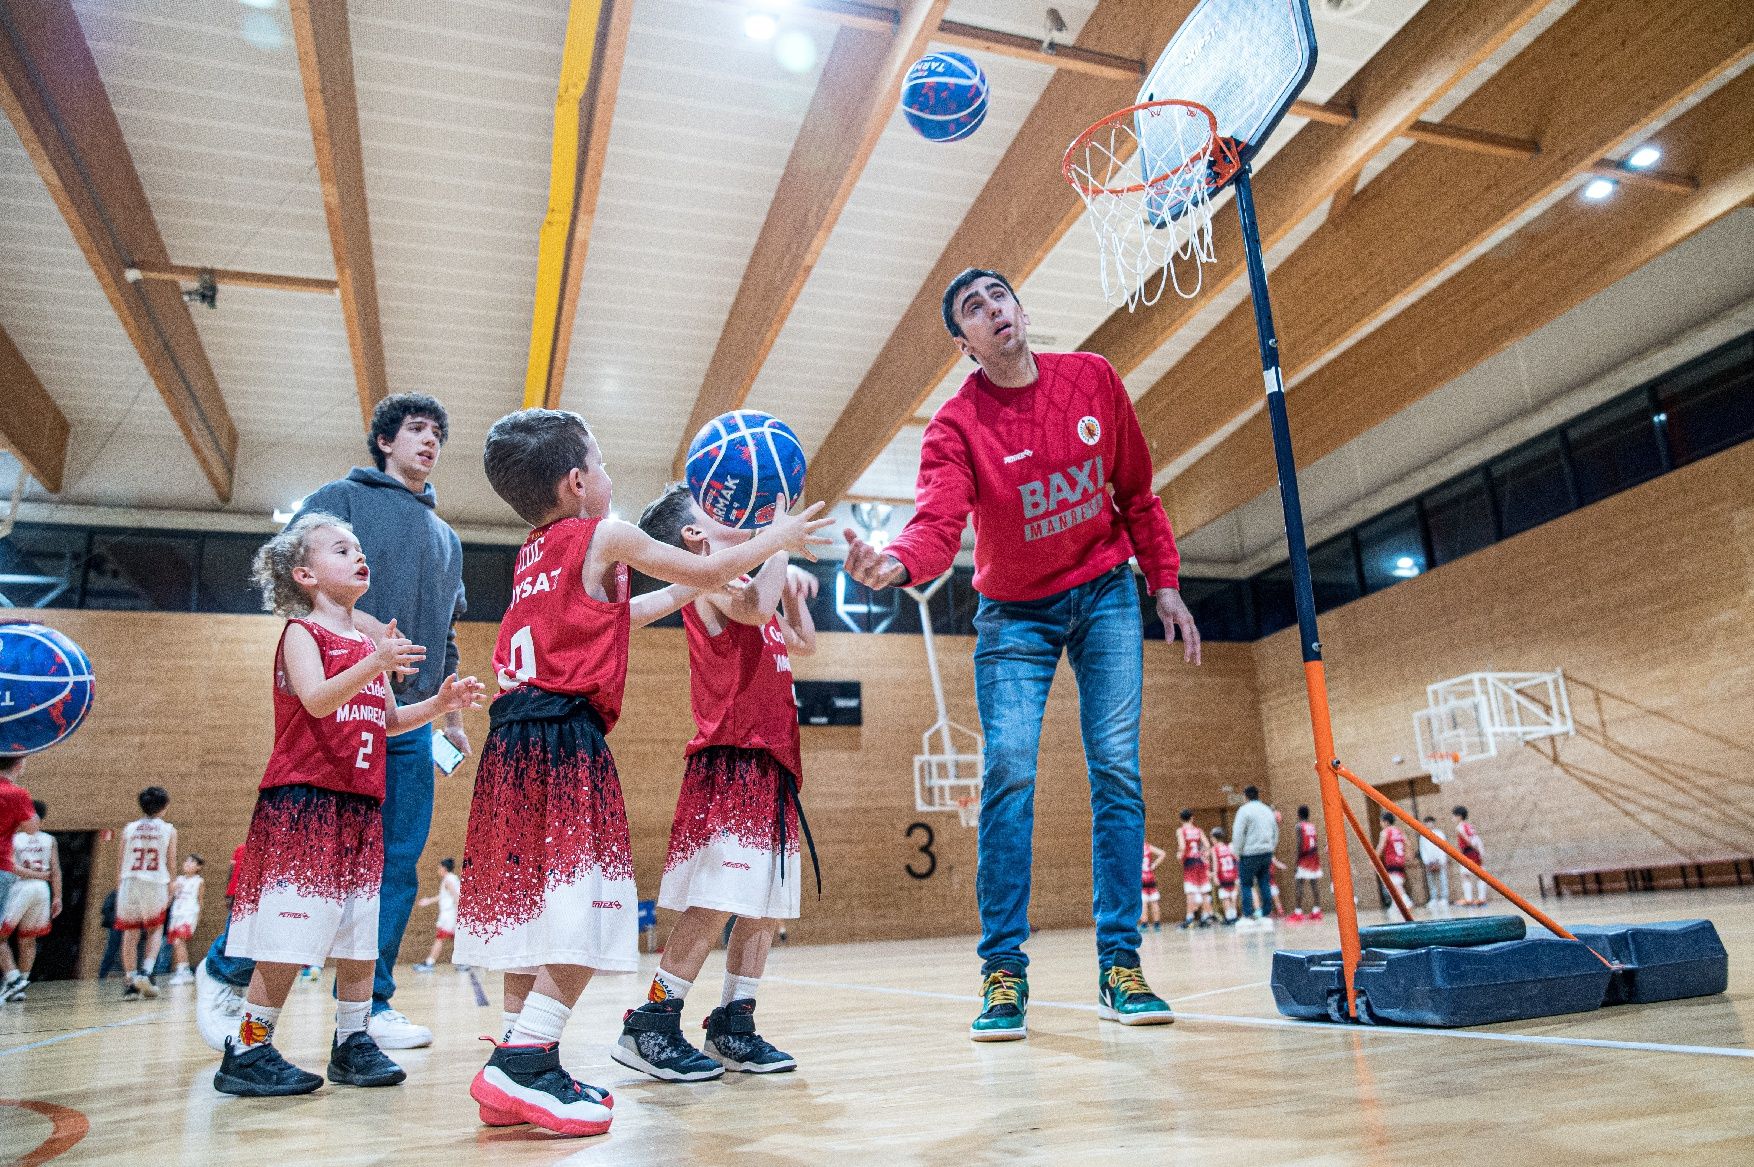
[842,528,908,591]
[1156,588,1202,665]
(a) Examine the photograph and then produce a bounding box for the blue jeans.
[973,565,1145,973]
[1240,853,1273,917]
[205,730,435,1009]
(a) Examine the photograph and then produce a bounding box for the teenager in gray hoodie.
[198,393,467,1053]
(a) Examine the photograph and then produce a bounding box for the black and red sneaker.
[610,999,724,1081]
[469,1041,613,1137]
[703,999,796,1073]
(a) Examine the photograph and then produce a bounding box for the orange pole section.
[1334,764,1614,970]
[1303,661,1362,1017]
[1339,794,1414,921]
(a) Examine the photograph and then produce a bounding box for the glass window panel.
[1565,391,1663,504]
[197,534,269,614]
[1181,577,1253,642]
[461,545,516,625]
[1251,565,1296,637]
[84,531,199,611]
[1422,473,1496,567]
[0,523,86,609]
[1309,535,1362,613]
[1658,334,1754,466]
[1357,503,1426,594]
[1489,435,1573,537]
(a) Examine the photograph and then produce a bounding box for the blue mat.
[1271,919,1725,1027]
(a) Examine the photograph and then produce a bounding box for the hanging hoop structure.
[1063,99,1240,309]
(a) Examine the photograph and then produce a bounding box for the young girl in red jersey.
[1454,806,1488,906]
[458,410,831,1138]
[1208,827,1240,924]
[1139,838,1166,932]
[610,483,819,1082]
[1175,809,1213,928]
[1376,812,1411,908]
[1289,804,1322,921]
[216,514,484,1098]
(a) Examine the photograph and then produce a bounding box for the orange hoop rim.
[1062,99,1240,199]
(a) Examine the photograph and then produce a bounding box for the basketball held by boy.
[455,410,830,1138]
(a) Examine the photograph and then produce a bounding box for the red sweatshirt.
[886,351,1180,602]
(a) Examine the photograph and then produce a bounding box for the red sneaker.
[1287,911,1305,923]
[1311,907,1323,920]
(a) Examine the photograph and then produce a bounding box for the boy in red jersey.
[457,410,831,1137]
[214,514,485,1098]
[1209,827,1240,924]
[116,786,175,999]
[610,483,819,1082]
[1454,806,1488,906]
[1289,804,1322,921]
[1175,809,1213,929]
[2,800,58,1001]
[1139,838,1166,932]
[1375,812,1411,908]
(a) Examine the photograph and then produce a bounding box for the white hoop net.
[954,795,980,830]
[1064,101,1230,309]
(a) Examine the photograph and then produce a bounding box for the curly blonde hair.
[252,512,352,617]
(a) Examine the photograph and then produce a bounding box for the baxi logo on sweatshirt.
[1018,455,1106,542]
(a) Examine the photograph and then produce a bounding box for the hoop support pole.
[1233,163,1363,1015]
[1333,764,1613,970]
[1338,792,1414,921]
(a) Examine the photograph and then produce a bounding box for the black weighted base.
[1271,918,1727,1027]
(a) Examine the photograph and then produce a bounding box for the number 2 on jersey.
[356,731,374,770]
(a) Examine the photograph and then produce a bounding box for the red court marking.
[1,1099,89,1167]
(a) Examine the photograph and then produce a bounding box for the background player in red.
[0,759,32,999]
[413,857,460,973]
[1208,827,1240,925]
[2,800,58,1001]
[1454,806,1488,906]
[215,514,484,1098]
[165,853,205,984]
[1376,811,1411,908]
[613,484,819,1081]
[116,786,176,999]
[1175,809,1213,929]
[1139,838,1166,932]
[1289,804,1322,921]
[456,410,831,1137]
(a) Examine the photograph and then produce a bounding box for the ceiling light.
[775,29,817,73]
[1391,555,1420,579]
[1627,145,1661,170]
[1582,177,1616,201]
[744,12,778,40]
[272,498,304,525]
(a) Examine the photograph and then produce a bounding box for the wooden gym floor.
[4,890,1752,1165]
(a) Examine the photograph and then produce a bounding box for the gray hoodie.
[294,468,466,704]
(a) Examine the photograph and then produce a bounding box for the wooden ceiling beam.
[804,0,1190,506]
[1083,0,1553,380]
[1161,68,1754,538]
[129,264,339,296]
[289,0,388,425]
[1132,0,1754,472]
[0,324,68,494]
[0,0,237,500]
[528,0,634,409]
[673,0,949,473]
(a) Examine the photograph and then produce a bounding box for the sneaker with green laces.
[970,965,1028,1042]
[1098,958,1174,1026]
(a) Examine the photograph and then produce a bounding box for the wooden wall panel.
[4,606,1264,973]
[1249,441,1754,900]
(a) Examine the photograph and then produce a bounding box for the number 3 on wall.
[905,822,936,880]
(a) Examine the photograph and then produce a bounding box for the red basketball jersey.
[1177,822,1204,861]
[1458,820,1482,855]
[493,517,630,732]
[1141,840,1155,879]
[1296,820,1318,859]
[260,618,388,800]
[1213,842,1239,885]
[1380,825,1408,868]
[682,603,802,780]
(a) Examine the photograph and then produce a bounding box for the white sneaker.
[195,959,245,1052]
[367,1007,433,1049]
[133,974,159,999]
[1,973,26,1002]
[167,967,195,986]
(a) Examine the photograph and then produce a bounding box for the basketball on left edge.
[0,621,96,756]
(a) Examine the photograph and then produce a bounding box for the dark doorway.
[28,829,94,981]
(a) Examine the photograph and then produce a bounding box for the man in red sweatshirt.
[844,268,1200,1041]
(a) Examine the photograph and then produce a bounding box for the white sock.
[508,992,570,1046]
[501,1011,520,1043]
[336,998,370,1041]
[649,967,692,1004]
[721,974,761,1007]
[239,1002,281,1047]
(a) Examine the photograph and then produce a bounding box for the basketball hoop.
[1063,100,1240,309]
[1424,752,1459,785]
[953,794,980,829]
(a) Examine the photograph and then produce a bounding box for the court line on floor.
[0,1013,160,1059]
[765,975,1754,1060]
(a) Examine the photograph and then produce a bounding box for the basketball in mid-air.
[0,621,96,757]
[685,410,807,530]
[900,50,989,143]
